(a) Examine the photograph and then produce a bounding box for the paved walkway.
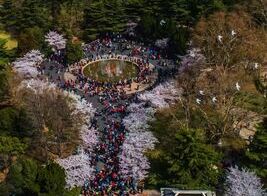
[42,39,178,194]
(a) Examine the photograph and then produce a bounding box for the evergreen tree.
[0,39,9,64]
[1,0,50,35]
[6,158,40,195]
[37,162,66,195]
[0,0,15,32]
[66,41,83,64]
[83,0,127,40]
[17,27,45,55]
[0,136,27,172]
[0,159,68,195]
[148,128,222,190]
[245,118,267,184]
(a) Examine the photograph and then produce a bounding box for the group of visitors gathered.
[40,34,177,195]
[78,37,156,195]
[81,85,144,195]
[64,53,155,97]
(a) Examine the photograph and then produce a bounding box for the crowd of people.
[41,34,177,195]
[80,84,145,195]
[64,54,155,97]
[78,37,158,195]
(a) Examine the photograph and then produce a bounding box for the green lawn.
[0,31,18,50]
[83,60,138,83]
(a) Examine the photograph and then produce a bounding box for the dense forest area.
[0,0,266,195]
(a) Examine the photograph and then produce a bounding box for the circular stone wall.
[83,59,138,83]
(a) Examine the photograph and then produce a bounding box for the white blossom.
[56,149,95,188]
[65,91,96,124]
[155,38,169,49]
[57,122,98,188]
[45,31,66,51]
[56,92,97,188]
[80,125,99,151]
[119,131,157,181]
[119,102,158,181]
[19,78,57,94]
[12,50,44,78]
[119,81,183,181]
[138,82,181,108]
[225,166,266,196]
[123,103,156,132]
[179,48,205,73]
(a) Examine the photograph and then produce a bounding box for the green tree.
[83,0,127,40]
[37,162,66,195]
[0,107,17,134]
[0,39,15,106]
[0,136,27,155]
[0,65,10,106]
[139,0,226,25]
[1,0,50,36]
[244,118,267,184]
[0,136,27,171]
[148,128,222,190]
[0,0,15,32]
[66,41,83,64]
[6,158,40,195]
[17,27,45,54]
[0,159,68,195]
[0,39,10,64]
[137,14,158,41]
[0,107,34,137]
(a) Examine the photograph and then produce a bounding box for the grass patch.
[0,31,18,50]
[83,60,138,83]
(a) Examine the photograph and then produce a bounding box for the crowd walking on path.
[41,34,178,195]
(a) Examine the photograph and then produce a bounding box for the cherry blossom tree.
[17,80,98,184]
[56,120,98,187]
[119,131,158,181]
[56,149,95,188]
[123,103,156,132]
[120,82,183,182]
[45,31,66,52]
[55,91,98,188]
[12,50,44,78]
[65,91,96,124]
[80,125,99,150]
[120,102,158,182]
[56,122,98,188]
[138,81,181,108]
[225,166,266,196]
[19,78,57,94]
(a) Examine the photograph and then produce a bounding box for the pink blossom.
[45,31,66,51]
[225,166,266,196]
[138,82,181,108]
[12,50,44,78]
